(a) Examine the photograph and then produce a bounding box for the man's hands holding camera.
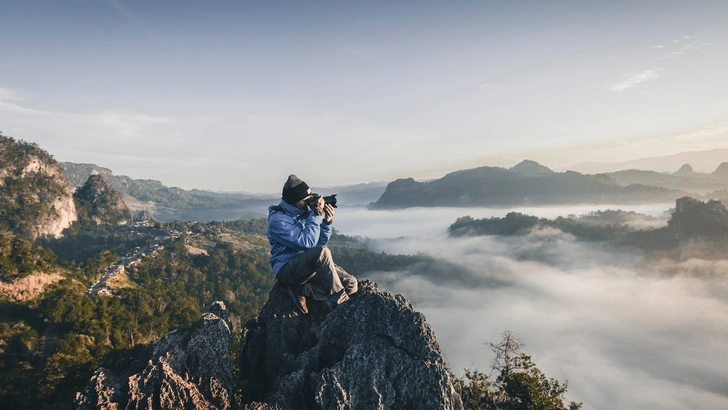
[310,196,334,224]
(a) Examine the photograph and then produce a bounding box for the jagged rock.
[238,280,462,410]
[75,302,234,410]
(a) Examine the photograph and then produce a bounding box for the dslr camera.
[307,193,338,208]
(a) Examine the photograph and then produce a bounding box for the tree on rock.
[453,331,582,410]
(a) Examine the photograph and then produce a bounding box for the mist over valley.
[333,204,728,410]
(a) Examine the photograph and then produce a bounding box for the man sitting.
[267,174,358,314]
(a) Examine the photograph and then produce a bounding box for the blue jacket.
[267,199,332,275]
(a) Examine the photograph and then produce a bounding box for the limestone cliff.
[76,282,463,410]
[0,135,77,238]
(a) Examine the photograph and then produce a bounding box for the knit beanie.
[282,174,311,204]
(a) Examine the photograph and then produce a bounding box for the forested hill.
[448,197,728,254]
[74,174,132,226]
[371,160,686,209]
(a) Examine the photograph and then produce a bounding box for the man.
[267,174,358,314]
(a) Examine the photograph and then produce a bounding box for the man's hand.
[323,203,335,224]
[312,196,325,216]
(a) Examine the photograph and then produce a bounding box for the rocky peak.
[510,160,554,176]
[76,282,463,410]
[673,164,695,176]
[238,280,462,410]
[75,174,131,225]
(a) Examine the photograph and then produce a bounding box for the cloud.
[609,69,664,92]
[334,206,728,410]
[0,91,171,140]
[92,110,170,138]
[0,87,21,102]
[649,45,665,49]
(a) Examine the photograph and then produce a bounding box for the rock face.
[0,135,77,238]
[238,280,462,410]
[75,302,234,410]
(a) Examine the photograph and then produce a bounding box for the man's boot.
[288,286,308,315]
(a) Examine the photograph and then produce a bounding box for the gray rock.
[75,302,234,410]
[238,280,462,410]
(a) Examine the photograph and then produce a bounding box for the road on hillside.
[37,324,58,375]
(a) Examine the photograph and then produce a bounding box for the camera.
[307,193,338,208]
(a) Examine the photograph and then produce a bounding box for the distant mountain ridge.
[566,148,728,174]
[606,162,728,193]
[371,160,686,209]
[62,162,262,210]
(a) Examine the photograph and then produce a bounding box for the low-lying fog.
[334,204,728,410]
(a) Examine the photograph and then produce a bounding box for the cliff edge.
[238,280,461,409]
[76,281,462,409]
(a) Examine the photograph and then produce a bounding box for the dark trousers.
[277,245,358,306]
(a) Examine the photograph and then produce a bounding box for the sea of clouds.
[334,204,728,410]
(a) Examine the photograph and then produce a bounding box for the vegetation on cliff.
[74,174,132,227]
[0,135,76,239]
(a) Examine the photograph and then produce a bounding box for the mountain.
[510,159,555,176]
[74,174,132,225]
[77,281,463,410]
[62,162,280,222]
[673,164,695,176]
[370,161,685,209]
[62,162,247,209]
[713,162,728,179]
[0,135,77,238]
[567,148,728,174]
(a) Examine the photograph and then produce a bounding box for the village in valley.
[86,221,185,297]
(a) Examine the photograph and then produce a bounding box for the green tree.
[453,331,582,410]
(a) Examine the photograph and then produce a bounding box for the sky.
[1,0,728,192]
[336,205,728,410]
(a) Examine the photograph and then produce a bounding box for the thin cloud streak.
[610,69,665,92]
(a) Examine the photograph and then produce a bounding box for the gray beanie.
[282,174,311,204]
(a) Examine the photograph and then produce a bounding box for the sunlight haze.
[1,0,727,191]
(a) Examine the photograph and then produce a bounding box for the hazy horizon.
[2,1,727,192]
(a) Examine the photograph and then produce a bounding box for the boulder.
[75,302,234,410]
[238,280,462,410]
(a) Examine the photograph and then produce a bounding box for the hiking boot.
[288,286,308,315]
